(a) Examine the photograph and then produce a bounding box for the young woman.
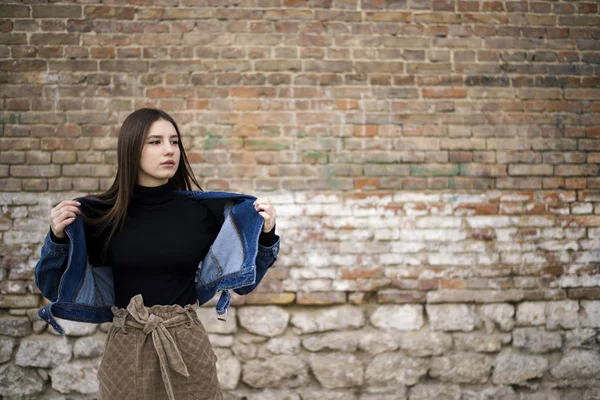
[44,108,280,399]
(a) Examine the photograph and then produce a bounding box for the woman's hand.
[50,200,82,239]
[253,198,276,232]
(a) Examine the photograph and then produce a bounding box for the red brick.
[64,46,88,59]
[49,60,97,71]
[432,0,454,11]
[0,152,25,164]
[84,6,135,19]
[559,15,600,26]
[38,46,62,58]
[364,12,412,22]
[11,165,60,177]
[0,20,13,33]
[555,165,599,176]
[341,268,384,280]
[509,164,553,176]
[6,99,30,111]
[0,5,30,18]
[230,87,276,98]
[48,178,73,191]
[0,179,22,191]
[30,33,79,45]
[186,99,209,110]
[100,60,148,72]
[463,13,509,24]
[23,179,48,191]
[506,1,528,12]
[377,289,426,304]
[458,1,479,11]
[415,13,461,24]
[32,5,81,18]
[482,1,505,11]
[355,178,380,190]
[441,279,467,289]
[354,125,377,137]
[553,3,575,14]
[335,99,358,110]
[91,47,115,59]
[41,138,91,151]
[423,88,467,98]
[568,288,600,299]
[578,2,598,13]
[0,59,46,71]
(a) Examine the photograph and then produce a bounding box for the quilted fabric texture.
[98,294,222,400]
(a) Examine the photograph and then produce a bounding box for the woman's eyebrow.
[147,134,178,139]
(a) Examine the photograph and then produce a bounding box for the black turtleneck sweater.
[49,180,278,308]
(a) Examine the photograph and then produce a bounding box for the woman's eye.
[149,141,178,144]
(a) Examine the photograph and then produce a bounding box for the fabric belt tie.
[113,294,197,400]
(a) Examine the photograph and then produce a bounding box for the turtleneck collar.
[132,179,175,206]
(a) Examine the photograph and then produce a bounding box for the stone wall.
[1,0,600,398]
[2,191,600,399]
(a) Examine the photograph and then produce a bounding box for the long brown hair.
[78,108,203,262]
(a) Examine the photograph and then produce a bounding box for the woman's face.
[137,119,181,187]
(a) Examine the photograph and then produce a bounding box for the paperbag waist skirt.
[97,293,222,400]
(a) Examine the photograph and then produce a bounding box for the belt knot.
[143,313,163,334]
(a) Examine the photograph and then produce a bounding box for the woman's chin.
[154,169,176,177]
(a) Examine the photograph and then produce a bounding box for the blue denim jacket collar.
[35,190,280,334]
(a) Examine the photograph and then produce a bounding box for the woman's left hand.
[253,198,276,232]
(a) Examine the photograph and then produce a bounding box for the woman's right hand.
[50,200,82,239]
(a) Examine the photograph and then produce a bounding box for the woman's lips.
[161,163,175,167]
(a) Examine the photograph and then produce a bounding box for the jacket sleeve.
[233,232,280,295]
[34,228,69,302]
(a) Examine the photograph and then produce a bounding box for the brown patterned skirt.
[98,294,222,400]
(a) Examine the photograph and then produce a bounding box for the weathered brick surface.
[1,1,599,398]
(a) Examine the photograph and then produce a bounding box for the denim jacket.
[34,190,281,334]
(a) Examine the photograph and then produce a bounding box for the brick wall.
[1,0,599,398]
